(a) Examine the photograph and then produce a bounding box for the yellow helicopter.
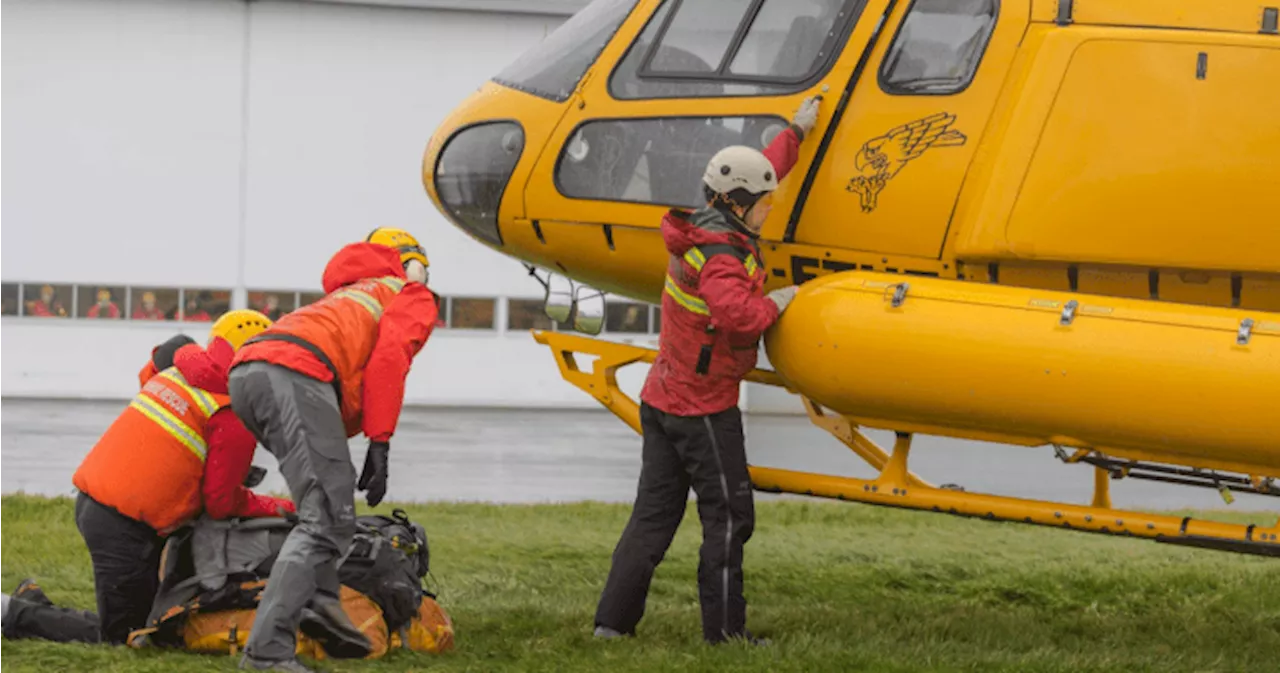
[423,0,1280,556]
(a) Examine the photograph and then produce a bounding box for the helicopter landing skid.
[531,330,1280,558]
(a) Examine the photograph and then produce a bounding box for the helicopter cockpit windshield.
[492,0,639,102]
[611,0,855,100]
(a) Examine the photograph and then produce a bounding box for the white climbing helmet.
[702,145,778,199]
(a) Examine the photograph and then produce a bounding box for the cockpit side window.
[493,0,639,103]
[878,0,998,96]
[610,0,866,100]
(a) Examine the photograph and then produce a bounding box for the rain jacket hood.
[173,338,236,395]
[322,243,407,294]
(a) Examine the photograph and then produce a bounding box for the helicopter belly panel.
[764,271,1280,476]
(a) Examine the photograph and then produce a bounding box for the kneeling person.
[68,311,294,645]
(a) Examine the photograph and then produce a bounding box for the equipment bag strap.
[243,333,344,409]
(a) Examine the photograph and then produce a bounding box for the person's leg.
[684,407,754,643]
[2,594,101,643]
[233,363,362,663]
[74,491,164,644]
[594,404,692,635]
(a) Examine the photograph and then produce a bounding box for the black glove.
[153,334,196,372]
[357,441,390,507]
[243,465,267,488]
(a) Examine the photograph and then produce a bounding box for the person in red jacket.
[593,98,819,645]
[4,312,293,647]
[26,285,67,317]
[86,288,122,319]
[132,291,167,320]
[229,227,437,672]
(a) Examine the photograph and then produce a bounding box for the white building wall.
[1,0,787,413]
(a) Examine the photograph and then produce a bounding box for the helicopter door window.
[725,0,851,79]
[878,0,998,96]
[640,0,751,77]
[611,0,865,99]
[555,115,789,208]
[492,0,638,103]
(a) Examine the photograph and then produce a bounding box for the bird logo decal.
[846,112,968,213]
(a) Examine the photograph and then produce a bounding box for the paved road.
[2,399,1273,512]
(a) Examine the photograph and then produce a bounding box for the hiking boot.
[239,655,318,672]
[299,602,371,659]
[12,579,52,606]
[593,625,627,639]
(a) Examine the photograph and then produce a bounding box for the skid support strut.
[532,330,1280,557]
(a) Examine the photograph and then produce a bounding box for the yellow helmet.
[367,227,429,268]
[209,309,273,351]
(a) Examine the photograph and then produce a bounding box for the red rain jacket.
[639,127,801,417]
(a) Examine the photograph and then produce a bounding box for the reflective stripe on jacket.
[73,368,230,535]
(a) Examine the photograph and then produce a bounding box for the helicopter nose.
[430,121,525,247]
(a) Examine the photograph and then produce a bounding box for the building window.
[610,0,864,100]
[557,115,787,208]
[182,289,231,322]
[2,283,19,316]
[249,291,297,321]
[606,301,650,333]
[879,0,998,96]
[651,306,662,334]
[299,291,326,308]
[77,286,125,320]
[131,287,179,320]
[21,283,72,318]
[449,297,497,330]
[507,298,554,331]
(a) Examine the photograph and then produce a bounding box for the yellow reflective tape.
[684,248,757,275]
[664,275,710,316]
[377,276,406,292]
[131,396,207,461]
[159,370,218,417]
[684,249,707,272]
[335,288,383,319]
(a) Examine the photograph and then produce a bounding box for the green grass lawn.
[2,494,1277,672]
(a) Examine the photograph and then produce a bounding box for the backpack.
[338,509,432,634]
[129,509,442,655]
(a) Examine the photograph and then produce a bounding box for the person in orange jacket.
[229,228,437,672]
[66,310,295,646]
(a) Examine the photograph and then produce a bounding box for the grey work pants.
[229,361,357,663]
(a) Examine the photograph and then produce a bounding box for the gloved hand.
[767,285,799,314]
[791,96,822,139]
[275,499,298,522]
[357,441,390,507]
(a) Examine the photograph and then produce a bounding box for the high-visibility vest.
[238,275,407,437]
[73,367,230,535]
